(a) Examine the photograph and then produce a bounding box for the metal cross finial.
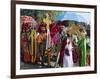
[43,13,51,30]
[68,22,81,37]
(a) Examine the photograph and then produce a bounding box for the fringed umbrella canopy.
[21,16,37,32]
[21,16,33,24]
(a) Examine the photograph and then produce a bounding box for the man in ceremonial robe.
[36,23,47,65]
[21,23,31,63]
[63,31,74,67]
[78,29,87,66]
[59,31,74,67]
[21,16,34,63]
[58,23,67,67]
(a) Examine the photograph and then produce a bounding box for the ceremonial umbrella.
[21,16,33,24]
[21,16,37,63]
[21,16,37,32]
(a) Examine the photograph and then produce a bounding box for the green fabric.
[78,38,87,66]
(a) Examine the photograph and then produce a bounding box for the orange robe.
[21,34,31,63]
[36,33,47,62]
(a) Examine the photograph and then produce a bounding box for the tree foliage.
[20,9,62,23]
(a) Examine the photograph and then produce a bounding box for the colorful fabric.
[63,38,74,67]
[78,38,87,66]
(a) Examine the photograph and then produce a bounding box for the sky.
[56,11,91,24]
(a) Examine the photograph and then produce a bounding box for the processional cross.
[67,22,82,37]
[43,13,52,66]
[43,13,52,30]
[43,13,52,50]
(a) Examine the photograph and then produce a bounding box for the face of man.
[41,27,46,33]
[60,25,65,32]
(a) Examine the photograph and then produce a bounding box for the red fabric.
[60,40,78,64]
[23,52,31,63]
[50,23,60,38]
[21,34,31,63]
[59,39,67,64]
[72,43,78,63]
[87,54,90,65]
[21,16,33,24]
[22,23,30,32]
[21,16,33,32]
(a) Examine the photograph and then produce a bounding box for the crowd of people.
[20,14,90,68]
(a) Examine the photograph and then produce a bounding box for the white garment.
[63,38,74,67]
[46,29,51,50]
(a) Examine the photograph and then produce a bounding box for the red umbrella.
[21,16,33,24]
[21,16,33,32]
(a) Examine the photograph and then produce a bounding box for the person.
[77,28,87,66]
[21,33,31,63]
[59,27,74,67]
[63,31,74,67]
[21,23,31,63]
[58,23,67,67]
[72,34,78,65]
[36,23,47,66]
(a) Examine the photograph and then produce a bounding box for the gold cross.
[68,22,81,36]
[43,13,51,30]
